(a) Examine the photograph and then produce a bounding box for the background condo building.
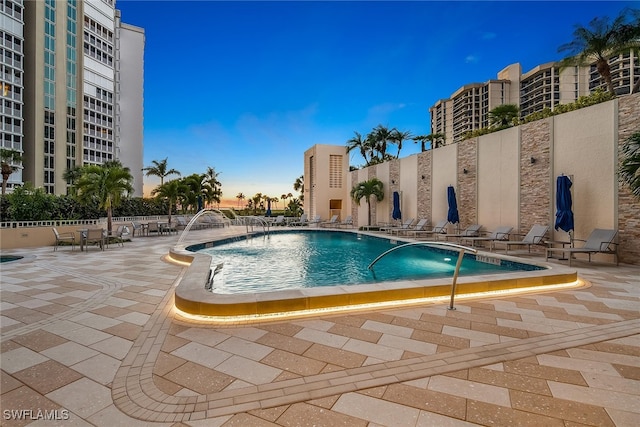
[1,0,144,196]
[430,52,639,144]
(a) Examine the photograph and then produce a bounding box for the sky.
[115,0,635,206]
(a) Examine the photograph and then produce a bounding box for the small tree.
[152,179,187,225]
[350,178,384,226]
[488,104,520,128]
[0,148,22,195]
[620,131,640,198]
[76,161,133,232]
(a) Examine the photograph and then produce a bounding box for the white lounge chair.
[546,228,618,266]
[291,214,308,226]
[492,224,549,254]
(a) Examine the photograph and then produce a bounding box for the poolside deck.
[1,226,638,426]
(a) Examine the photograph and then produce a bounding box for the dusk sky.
[116,0,634,206]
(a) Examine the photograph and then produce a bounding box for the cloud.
[465,55,479,64]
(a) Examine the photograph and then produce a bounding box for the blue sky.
[116,0,634,205]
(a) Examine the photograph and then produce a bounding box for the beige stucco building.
[305,93,640,265]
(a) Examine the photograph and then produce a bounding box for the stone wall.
[617,94,640,264]
[457,139,477,227]
[520,119,551,236]
[388,159,400,220]
[416,151,431,220]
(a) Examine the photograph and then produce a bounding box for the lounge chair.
[380,218,415,234]
[337,215,354,228]
[409,220,449,239]
[546,228,618,266]
[460,226,513,248]
[492,224,549,254]
[271,215,286,226]
[52,227,75,251]
[438,224,483,241]
[308,215,322,227]
[291,214,308,226]
[391,218,429,236]
[319,215,339,228]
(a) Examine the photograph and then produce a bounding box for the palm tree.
[293,176,304,202]
[62,165,84,196]
[350,178,384,226]
[558,9,640,96]
[413,133,445,151]
[152,179,187,225]
[370,124,394,163]
[236,192,245,208]
[390,129,413,159]
[142,158,181,186]
[181,173,206,212]
[346,131,372,166]
[75,160,133,232]
[0,148,22,195]
[488,104,520,128]
[285,198,303,217]
[620,131,640,198]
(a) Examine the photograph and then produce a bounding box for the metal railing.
[368,241,478,310]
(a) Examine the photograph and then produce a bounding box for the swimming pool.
[173,229,578,320]
[193,230,542,294]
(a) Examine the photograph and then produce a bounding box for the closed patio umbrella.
[266,199,272,217]
[554,175,574,244]
[447,186,459,226]
[392,191,402,220]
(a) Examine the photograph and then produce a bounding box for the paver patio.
[1,226,638,426]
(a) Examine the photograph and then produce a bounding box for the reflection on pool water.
[0,255,23,263]
[193,230,543,294]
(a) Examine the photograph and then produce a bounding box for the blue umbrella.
[554,175,574,234]
[266,199,272,217]
[392,191,402,220]
[447,186,459,224]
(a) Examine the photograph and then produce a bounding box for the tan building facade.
[308,93,640,265]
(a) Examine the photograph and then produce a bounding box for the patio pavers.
[0,227,638,426]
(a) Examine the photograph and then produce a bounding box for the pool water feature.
[195,231,542,294]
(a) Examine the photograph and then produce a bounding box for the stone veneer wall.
[519,120,551,240]
[457,139,477,227]
[617,93,640,264]
[416,151,431,220]
[388,160,400,220]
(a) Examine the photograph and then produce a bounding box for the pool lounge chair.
[546,228,618,266]
[337,215,354,228]
[409,220,449,239]
[438,224,483,241]
[391,218,429,236]
[380,218,415,234]
[492,224,549,254]
[291,214,308,226]
[319,215,339,228]
[52,227,76,251]
[271,215,286,226]
[308,215,322,227]
[460,226,513,248]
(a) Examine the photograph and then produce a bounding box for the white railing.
[0,219,101,229]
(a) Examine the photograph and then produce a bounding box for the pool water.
[195,231,542,294]
[0,255,23,263]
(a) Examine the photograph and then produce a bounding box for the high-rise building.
[0,0,24,193]
[4,0,143,196]
[430,55,638,145]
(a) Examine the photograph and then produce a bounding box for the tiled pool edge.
[168,230,580,319]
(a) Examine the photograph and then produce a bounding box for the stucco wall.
[477,127,520,232]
